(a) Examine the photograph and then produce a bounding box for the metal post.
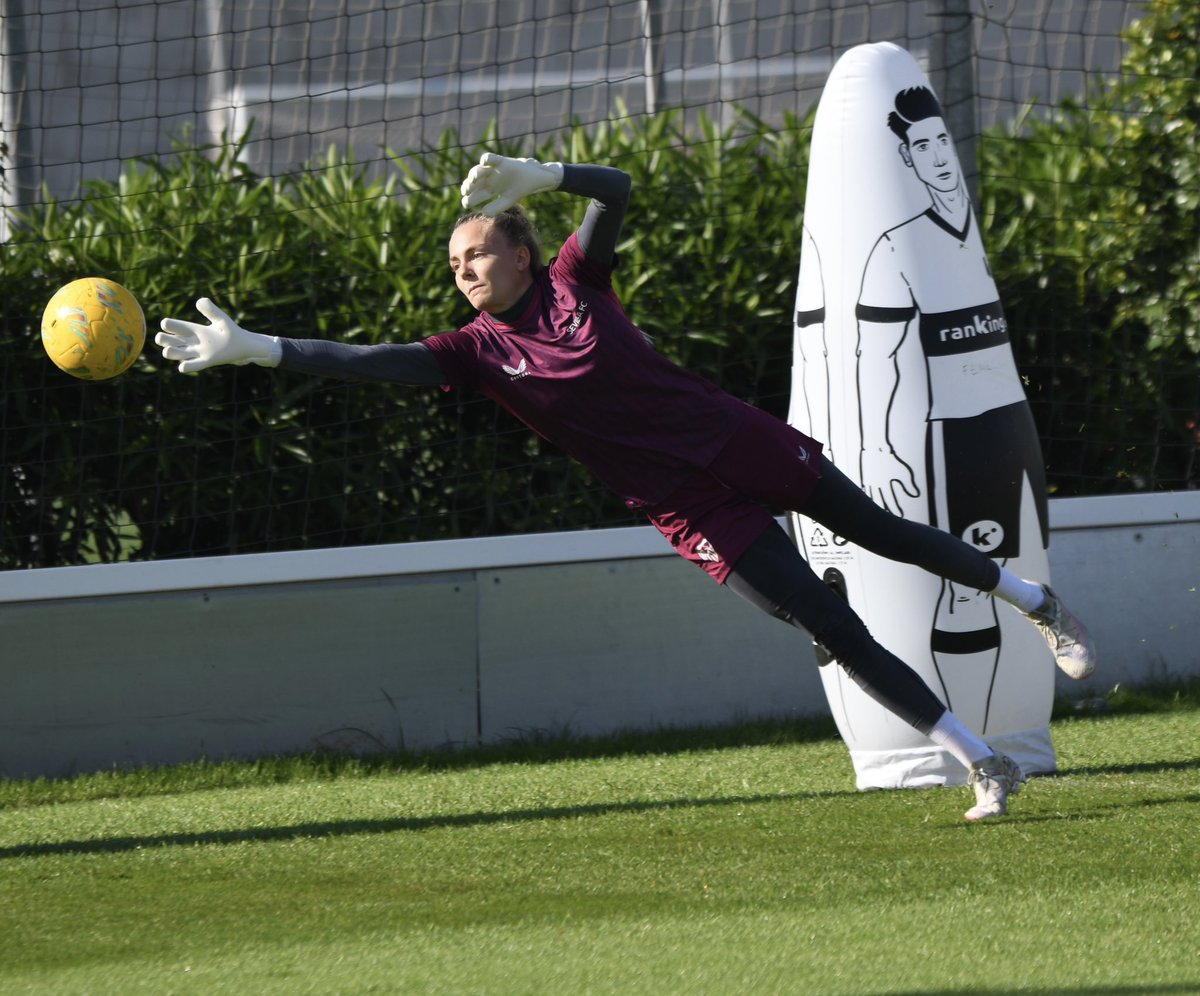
[928,0,979,205]
[203,0,236,147]
[713,0,736,130]
[640,0,664,114]
[0,0,37,237]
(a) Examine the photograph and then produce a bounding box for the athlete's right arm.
[459,153,631,267]
[560,163,631,267]
[277,337,445,385]
[156,298,445,385]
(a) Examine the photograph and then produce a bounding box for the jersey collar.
[923,206,972,243]
[485,280,539,329]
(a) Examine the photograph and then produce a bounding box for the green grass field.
[2,685,1198,995]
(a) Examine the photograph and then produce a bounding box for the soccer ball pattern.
[41,277,146,381]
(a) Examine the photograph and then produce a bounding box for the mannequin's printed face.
[900,116,960,193]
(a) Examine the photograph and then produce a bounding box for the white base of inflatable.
[846,726,1057,790]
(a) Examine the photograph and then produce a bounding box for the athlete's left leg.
[723,521,1025,819]
[724,520,960,740]
[799,457,1094,678]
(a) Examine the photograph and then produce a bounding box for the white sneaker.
[964,752,1026,821]
[1027,585,1096,680]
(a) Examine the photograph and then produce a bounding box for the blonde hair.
[454,204,544,271]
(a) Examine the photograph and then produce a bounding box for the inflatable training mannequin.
[789,42,1057,788]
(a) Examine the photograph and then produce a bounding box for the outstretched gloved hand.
[156,298,281,373]
[460,153,564,216]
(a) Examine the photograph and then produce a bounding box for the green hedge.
[980,0,1198,493]
[0,114,812,567]
[1,0,1195,568]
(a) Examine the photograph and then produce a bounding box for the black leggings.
[723,457,1002,734]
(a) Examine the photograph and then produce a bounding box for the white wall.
[1,492,1196,779]
[1041,493,1200,694]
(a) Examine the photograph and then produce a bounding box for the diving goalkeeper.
[156,154,1095,820]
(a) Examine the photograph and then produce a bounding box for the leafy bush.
[979,0,1198,493]
[0,112,812,567]
[1,0,1195,567]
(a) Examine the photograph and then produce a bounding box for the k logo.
[963,519,1004,553]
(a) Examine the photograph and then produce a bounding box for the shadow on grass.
[0,786,858,860]
[1059,756,1200,778]
[980,792,1200,830]
[353,713,844,770]
[5,680,1197,807]
[0,714,846,807]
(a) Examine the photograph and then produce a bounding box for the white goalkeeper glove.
[460,153,564,216]
[156,298,282,373]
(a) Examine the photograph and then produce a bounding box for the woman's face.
[448,218,532,314]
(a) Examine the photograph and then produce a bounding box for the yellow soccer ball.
[41,277,146,381]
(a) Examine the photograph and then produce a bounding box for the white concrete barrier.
[1042,492,1200,694]
[1,492,1196,779]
